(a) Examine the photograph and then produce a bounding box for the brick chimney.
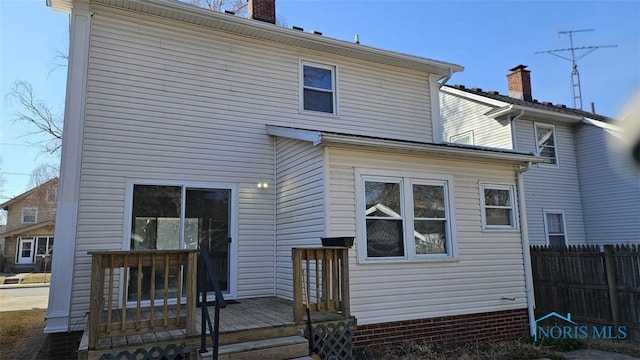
[507,65,532,101]
[248,0,276,24]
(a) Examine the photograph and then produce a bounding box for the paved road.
[0,286,49,312]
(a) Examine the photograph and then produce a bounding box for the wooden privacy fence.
[530,244,639,340]
[87,250,198,349]
[292,247,350,322]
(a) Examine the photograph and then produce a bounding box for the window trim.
[355,168,458,263]
[35,236,54,256]
[299,59,338,116]
[480,182,518,231]
[123,179,239,302]
[534,122,559,168]
[21,207,38,224]
[449,130,475,145]
[543,209,568,246]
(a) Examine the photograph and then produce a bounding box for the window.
[450,131,474,145]
[360,172,456,261]
[36,236,54,256]
[301,61,336,114]
[127,182,235,300]
[481,183,516,229]
[46,187,57,203]
[21,207,38,224]
[544,210,567,247]
[535,123,558,166]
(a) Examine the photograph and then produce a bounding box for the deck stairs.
[197,335,308,360]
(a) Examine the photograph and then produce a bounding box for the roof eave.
[1,220,56,238]
[321,134,542,164]
[52,0,463,76]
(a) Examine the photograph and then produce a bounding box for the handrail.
[87,250,197,350]
[292,247,350,323]
[198,243,226,360]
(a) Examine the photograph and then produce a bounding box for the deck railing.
[292,247,350,322]
[87,250,198,350]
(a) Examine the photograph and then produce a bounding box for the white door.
[17,238,35,264]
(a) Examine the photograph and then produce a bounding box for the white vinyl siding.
[274,137,325,300]
[326,147,527,325]
[65,4,439,326]
[440,90,513,149]
[515,120,587,246]
[574,123,640,245]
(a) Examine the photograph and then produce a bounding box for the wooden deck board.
[85,296,348,355]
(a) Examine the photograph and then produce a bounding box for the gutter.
[321,133,541,164]
[516,161,536,336]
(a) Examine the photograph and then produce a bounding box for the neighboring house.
[46,0,541,352]
[441,65,640,247]
[0,178,58,273]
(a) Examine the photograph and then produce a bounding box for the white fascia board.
[441,86,509,108]
[321,134,542,164]
[484,105,515,118]
[81,0,463,76]
[266,125,322,146]
[582,118,622,132]
[517,106,582,123]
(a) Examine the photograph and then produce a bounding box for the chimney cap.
[509,64,529,72]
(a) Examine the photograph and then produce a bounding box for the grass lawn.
[0,309,47,360]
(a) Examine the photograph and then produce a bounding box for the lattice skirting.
[305,320,355,360]
[98,344,186,360]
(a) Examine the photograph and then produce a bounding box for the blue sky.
[1,0,639,201]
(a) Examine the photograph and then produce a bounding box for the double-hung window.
[301,61,336,114]
[481,183,516,230]
[544,210,567,246]
[360,172,456,261]
[21,207,38,224]
[535,123,558,166]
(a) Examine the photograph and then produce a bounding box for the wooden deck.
[80,296,347,357]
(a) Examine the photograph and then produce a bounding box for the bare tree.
[7,80,63,155]
[28,163,60,189]
[187,0,247,16]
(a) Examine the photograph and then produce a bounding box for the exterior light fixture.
[257,182,268,188]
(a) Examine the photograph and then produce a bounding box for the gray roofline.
[267,125,542,164]
[0,178,59,210]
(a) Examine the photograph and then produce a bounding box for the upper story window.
[301,61,336,114]
[535,123,558,166]
[359,171,457,262]
[450,131,474,145]
[544,210,567,247]
[46,187,58,203]
[21,207,38,224]
[481,183,517,230]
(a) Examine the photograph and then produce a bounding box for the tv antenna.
[535,29,616,110]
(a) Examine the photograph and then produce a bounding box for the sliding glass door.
[128,184,232,302]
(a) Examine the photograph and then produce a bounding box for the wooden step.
[197,335,308,360]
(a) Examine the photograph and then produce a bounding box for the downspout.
[517,161,535,336]
[510,109,525,150]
